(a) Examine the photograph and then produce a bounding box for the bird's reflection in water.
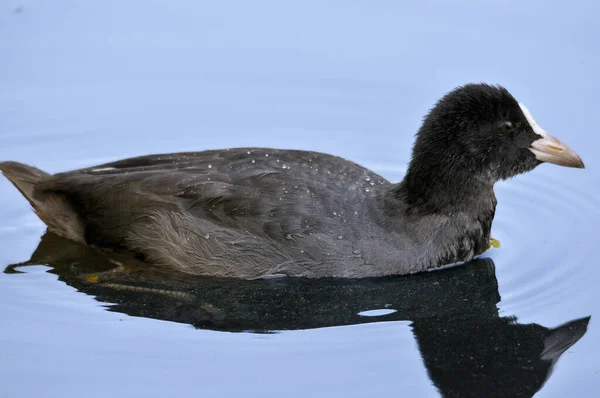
[6,232,590,398]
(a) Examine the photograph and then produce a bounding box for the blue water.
[1,1,599,397]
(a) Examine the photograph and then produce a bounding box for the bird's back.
[3,148,400,278]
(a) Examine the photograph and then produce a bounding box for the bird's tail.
[0,161,84,243]
[0,161,50,210]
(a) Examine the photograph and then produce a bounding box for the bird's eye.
[503,121,514,131]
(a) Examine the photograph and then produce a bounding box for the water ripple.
[489,170,598,315]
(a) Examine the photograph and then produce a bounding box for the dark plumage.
[0,84,584,278]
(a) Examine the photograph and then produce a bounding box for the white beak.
[519,103,584,169]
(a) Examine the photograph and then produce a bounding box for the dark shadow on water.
[5,232,591,398]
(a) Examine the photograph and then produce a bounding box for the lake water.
[1,1,599,397]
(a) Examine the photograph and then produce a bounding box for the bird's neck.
[394,167,496,216]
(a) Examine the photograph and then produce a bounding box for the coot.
[0,84,584,278]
